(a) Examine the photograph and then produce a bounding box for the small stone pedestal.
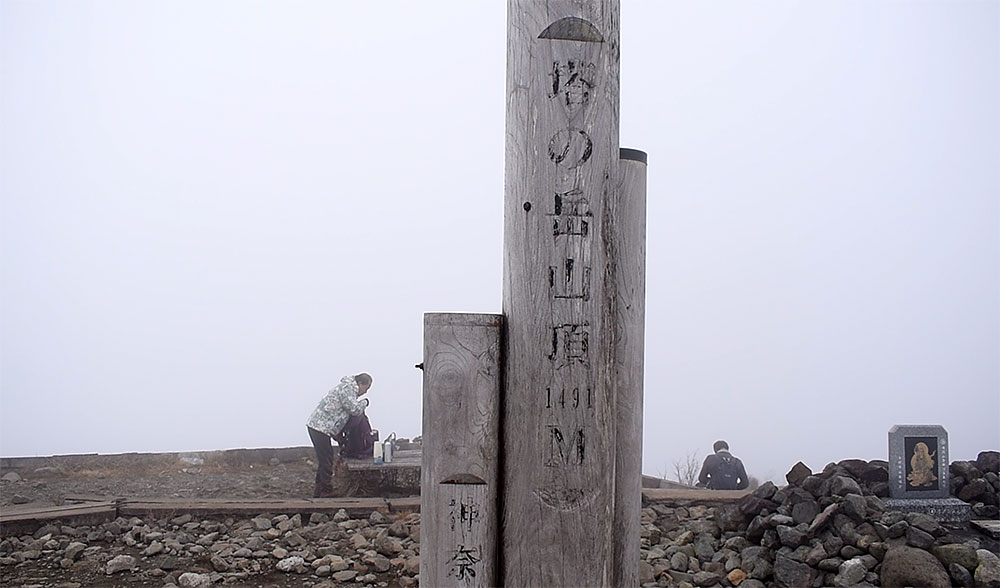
[885,425,971,522]
[883,497,971,523]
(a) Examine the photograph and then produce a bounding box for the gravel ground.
[2,451,998,587]
[1,451,416,587]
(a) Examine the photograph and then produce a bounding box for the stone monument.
[884,424,971,522]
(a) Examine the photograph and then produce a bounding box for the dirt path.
[1,449,319,508]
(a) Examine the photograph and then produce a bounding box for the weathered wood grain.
[0,501,118,522]
[421,313,501,587]
[117,497,396,517]
[502,1,620,585]
[342,451,421,470]
[63,493,124,503]
[641,488,752,503]
[613,149,647,587]
[0,502,119,537]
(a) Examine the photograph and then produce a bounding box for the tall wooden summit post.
[501,1,623,585]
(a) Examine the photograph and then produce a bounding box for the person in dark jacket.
[697,440,749,490]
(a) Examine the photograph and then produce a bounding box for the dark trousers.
[307,426,335,493]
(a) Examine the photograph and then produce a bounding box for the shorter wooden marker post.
[420,313,502,587]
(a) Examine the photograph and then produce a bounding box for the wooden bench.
[334,449,421,497]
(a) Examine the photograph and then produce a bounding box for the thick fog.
[2,1,997,483]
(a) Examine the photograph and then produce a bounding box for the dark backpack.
[712,454,740,490]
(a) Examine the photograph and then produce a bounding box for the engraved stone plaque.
[888,425,949,499]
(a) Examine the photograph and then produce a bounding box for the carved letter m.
[546,426,585,466]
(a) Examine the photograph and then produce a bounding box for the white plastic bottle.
[373,439,384,465]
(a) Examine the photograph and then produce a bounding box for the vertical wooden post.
[502,1,620,585]
[612,148,647,587]
[421,313,501,588]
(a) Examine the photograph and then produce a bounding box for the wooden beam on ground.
[63,493,124,504]
[0,488,745,540]
[420,313,502,588]
[118,497,396,518]
[502,0,620,585]
[1,502,118,536]
[641,488,752,506]
[386,496,421,513]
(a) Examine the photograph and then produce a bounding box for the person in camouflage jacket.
[306,373,372,497]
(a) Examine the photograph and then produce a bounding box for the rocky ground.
[638,451,1000,588]
[1,507,420,588]
[1,450,998,587]
[1,452,416,587]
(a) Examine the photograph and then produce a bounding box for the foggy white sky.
[1,1,997,483]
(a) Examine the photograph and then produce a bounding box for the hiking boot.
[314,476,336,498]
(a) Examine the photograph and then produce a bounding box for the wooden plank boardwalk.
[118,496,421,518]
[1,488,743,536]
[641,488,752,504]
[1,496,421,536]
[1,501,120,536]
[1,501,119,524]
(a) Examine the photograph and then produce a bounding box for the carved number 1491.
[545,387,592,410]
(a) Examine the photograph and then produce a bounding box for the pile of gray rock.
[640,451,1000,588]
[0,508,421,587]
[951,451,1000,519]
